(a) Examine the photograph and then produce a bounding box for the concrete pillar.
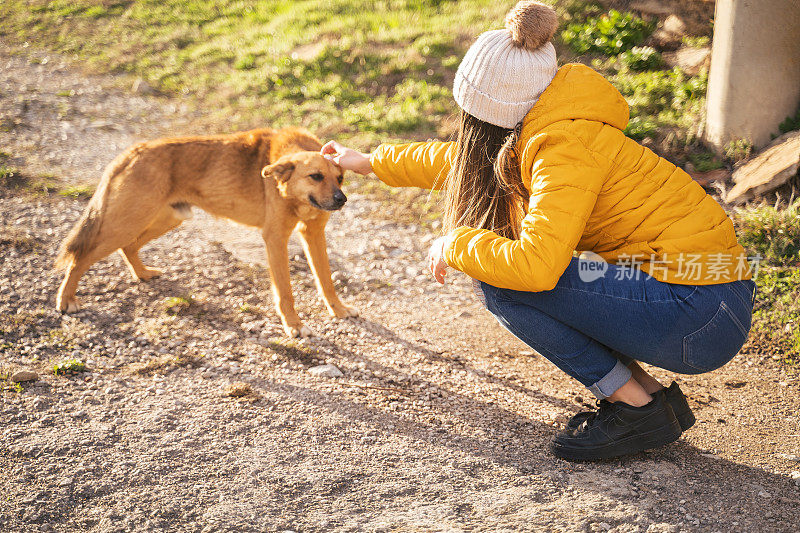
[705,0,800,150]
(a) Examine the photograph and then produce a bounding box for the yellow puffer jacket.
[370,64,750,291]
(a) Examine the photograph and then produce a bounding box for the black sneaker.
[663,382,695,430]
[566,381,695,432]
[551,390,682,461]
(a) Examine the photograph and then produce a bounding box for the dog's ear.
[261,161,295,183]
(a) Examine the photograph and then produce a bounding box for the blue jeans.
[478,257,755,399]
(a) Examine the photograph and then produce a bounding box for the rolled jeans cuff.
[587,359,632,400]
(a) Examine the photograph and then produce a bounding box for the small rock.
[649,15,687,51]
[11,370,38,382]
[662,14,687,35]
[131,78,156,95]
[308,364,343,378]
[777,453,800,462]
[663,47,711,76]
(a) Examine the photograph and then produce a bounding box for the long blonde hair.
[442,111,528,240]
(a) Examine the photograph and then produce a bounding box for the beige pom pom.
[505,1,559,51]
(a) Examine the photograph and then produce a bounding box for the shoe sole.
[551,420,683,462]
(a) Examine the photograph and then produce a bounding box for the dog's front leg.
[296,218,359,319]
[262,227,313,338]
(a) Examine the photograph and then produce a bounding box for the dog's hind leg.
[57,181,169,313]
[57,258,91,313]
[57,232,150,313]
[119,204,190,281]
[296,217,359,319]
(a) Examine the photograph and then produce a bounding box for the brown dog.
[55,127,358,337]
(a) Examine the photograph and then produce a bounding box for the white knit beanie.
[453,1,559,128]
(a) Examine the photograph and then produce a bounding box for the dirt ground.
[1,42,799,532]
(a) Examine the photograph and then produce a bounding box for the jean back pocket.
[682,300,748,372]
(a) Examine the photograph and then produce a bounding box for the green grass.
[610,67,708,142]
[618,46,662,71]
[735,199,800,364]
[162,295,194,315]
[0,151,98,199]
[681,35,710,48]
[53,358,86,375]
[0,0,710,162]
[561,9,655,56]
[0,0,715,238]
[0,0,515,145]
[0,164,18,183]
[735,199,800,268]
[750,268,800,365]
[689,151,724,172]
[723,138,753,164]
[778,105,800,136]
[0,151,22,187]
[0,367,24,393]
[58,184,96,199]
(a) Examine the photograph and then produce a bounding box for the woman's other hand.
[320,141,373,175]
[427,236,448,284]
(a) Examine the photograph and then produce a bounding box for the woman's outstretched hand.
[320,141,373,175]
[428,236,448,284]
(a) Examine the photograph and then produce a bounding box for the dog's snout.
[333,190,347,206]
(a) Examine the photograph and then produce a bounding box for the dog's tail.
[55,148,138,270]
[54,195,104,270]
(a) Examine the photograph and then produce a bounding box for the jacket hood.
[520,63,629,135]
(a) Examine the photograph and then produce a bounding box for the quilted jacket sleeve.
[442,130,606,292]
[370,141,455,190]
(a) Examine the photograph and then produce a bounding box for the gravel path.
[2,42,799,533]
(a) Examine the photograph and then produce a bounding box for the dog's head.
[262,151,347,211]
